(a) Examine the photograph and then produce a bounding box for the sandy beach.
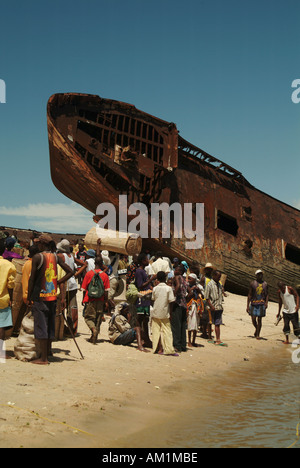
[0,292,292,448]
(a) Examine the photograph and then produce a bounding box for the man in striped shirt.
[205,270,227,346]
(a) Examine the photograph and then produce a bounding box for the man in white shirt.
[277,281,299,344]
[151,271,178,356]
[151,252,171,275]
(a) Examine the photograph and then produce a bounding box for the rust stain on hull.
[47,93,300,300]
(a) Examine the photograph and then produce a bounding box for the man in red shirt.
[81,255,110,344]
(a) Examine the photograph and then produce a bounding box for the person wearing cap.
[27,234,74,364]
[108,302,149,352]
[247,270,269,340]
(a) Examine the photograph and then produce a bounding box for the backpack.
[88,271,105,299]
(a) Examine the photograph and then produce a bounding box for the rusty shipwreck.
[47,93,300,300]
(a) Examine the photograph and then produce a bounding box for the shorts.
[114,329,136,346]
[250,305,266,318]
[211,309,223,326]
[283,312,300,337]
[136,306,150,317]
[32,300,57,340]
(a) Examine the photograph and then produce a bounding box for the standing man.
[171,264,188,352]
[0,239,17,360]
[81,255,110,344]
[150,252,171,276]
[27,234,74,365]
[277,281,299,344]
[205,270,227,346]
[134,253,155,348]
[247,269,269,340]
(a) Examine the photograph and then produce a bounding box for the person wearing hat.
[247,270,269,340]
[27,234,74,364]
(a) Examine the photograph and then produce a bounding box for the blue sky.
[0,0,299,234]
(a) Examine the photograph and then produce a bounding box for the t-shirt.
[81,269,110,303]
[76,250,88,262]
[62,253,77,292]
[151,282,175,319]
[250,281,268,306]
[205,279,223,311]
[151,258,171,275]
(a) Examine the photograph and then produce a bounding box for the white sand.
[0,293,291,448]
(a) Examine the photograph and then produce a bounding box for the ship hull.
[47,93,300,301]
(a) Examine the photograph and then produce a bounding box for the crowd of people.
[0,229,299,365]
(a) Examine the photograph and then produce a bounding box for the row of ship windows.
[78,110,164,145]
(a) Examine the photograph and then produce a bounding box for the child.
[151,271,178,356]
[186,274,203,347]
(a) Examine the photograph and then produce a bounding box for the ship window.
[130,120,136,135]
[124,117,129,133]
[136,121,141,137]
[116,133,122,145]
[117,116,124,132]
[285,244,300,266]
[111,114,117,128]
[242,206,252,222]
[142,123,148,140]
[159,147,163,164]
[217,211,239,237]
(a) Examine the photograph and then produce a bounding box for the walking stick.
[62,309,84,360]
